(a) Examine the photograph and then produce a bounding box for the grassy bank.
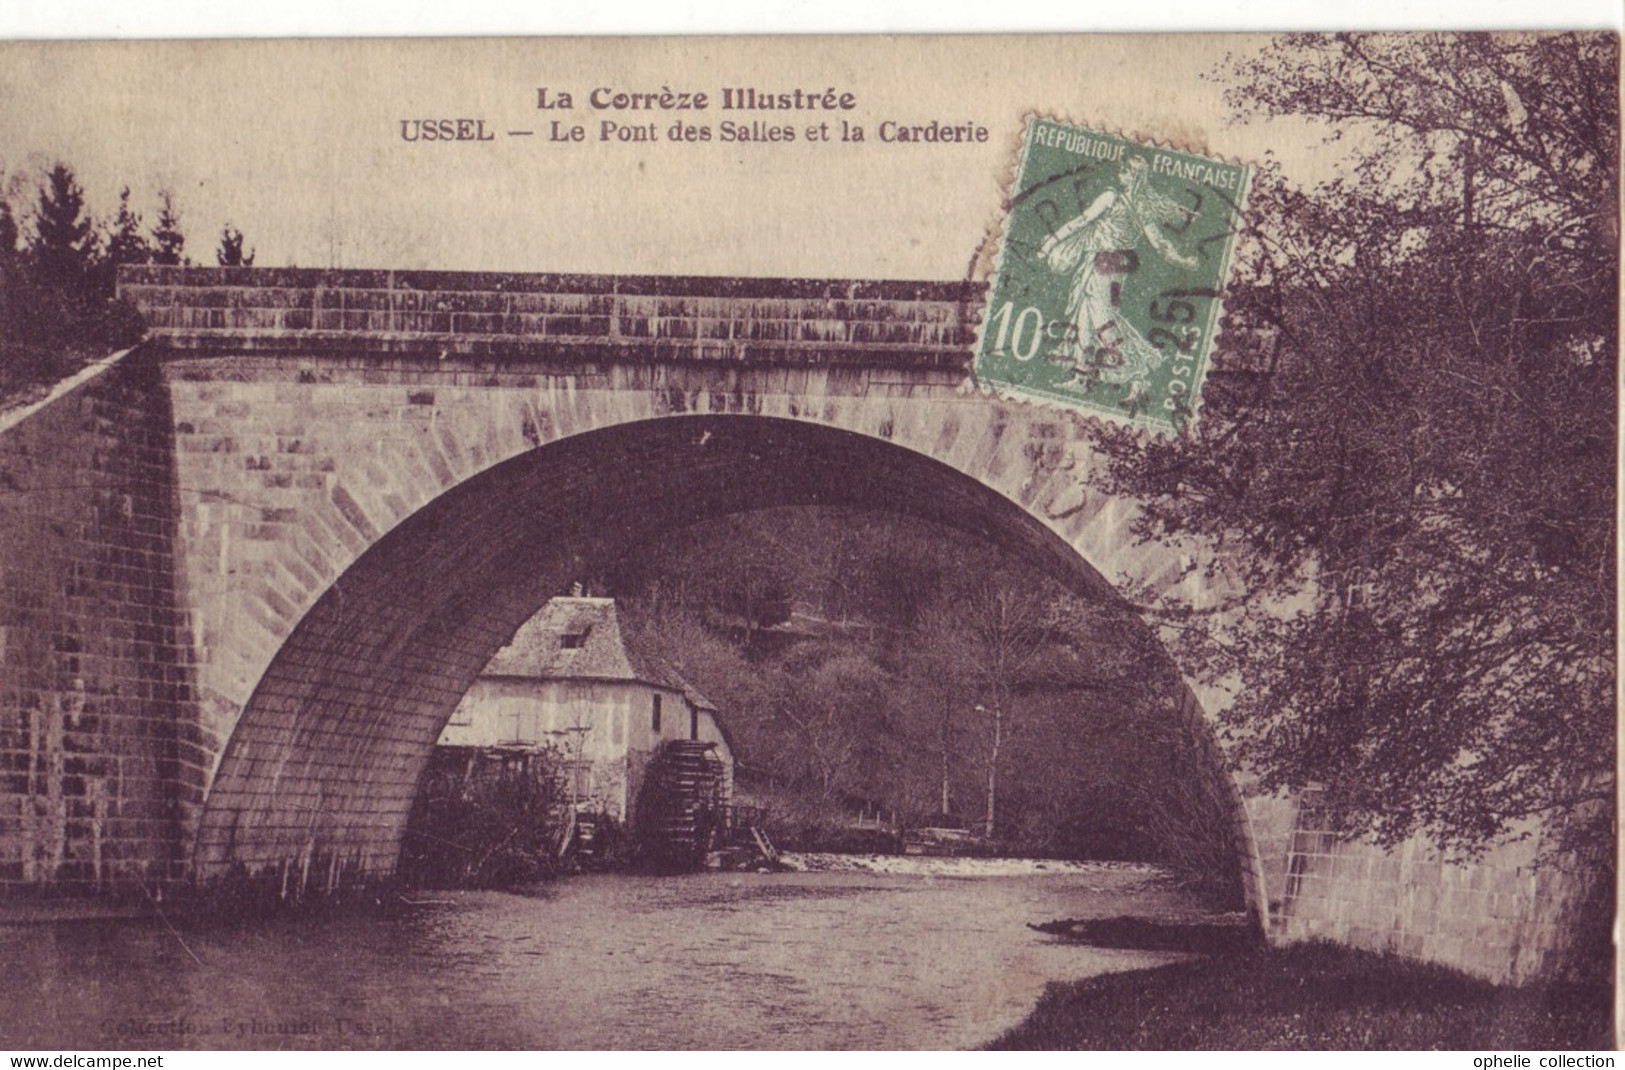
[991,941,1612,1050]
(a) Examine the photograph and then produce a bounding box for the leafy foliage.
[1091,33,1617,854]
[613,507,1247,899]
[398,745,572,888]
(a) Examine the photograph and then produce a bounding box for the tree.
[28,163,97,293]
[97,185,154,302]
[902,603,979,820]
[610,512,794,647]
[0,201,19,266]
[0,166,196,400]
[771,646,895,817]
[934,574,1055,839]
[613,505,1260,881]
[0,201,15,356]
[216,224,255,267]
[1091,33,1617,857]
[105,186,151,269]
[150,189,186,266]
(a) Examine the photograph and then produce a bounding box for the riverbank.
[990,940,1613,1050]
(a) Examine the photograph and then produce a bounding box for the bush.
[398,746,571,888]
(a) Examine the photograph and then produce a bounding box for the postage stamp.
[975,118,1252,432]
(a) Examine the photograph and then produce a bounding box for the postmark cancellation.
[974,118,1252,433]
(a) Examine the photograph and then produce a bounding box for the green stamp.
[975,119,1252,432]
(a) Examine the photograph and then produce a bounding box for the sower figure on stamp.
[1038,156,1198,406]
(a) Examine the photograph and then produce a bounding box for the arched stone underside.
[195,413,1266,924]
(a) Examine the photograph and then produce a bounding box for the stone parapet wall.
[118,266,980,369]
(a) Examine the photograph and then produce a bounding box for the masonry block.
[0,352,200,896]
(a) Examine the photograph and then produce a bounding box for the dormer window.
[561,627,590,649]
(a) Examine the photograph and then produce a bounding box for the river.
[2,862,1209,1050]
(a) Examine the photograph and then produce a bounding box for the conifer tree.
[149,188,186,266]
[0,201,19,265]
[28,163,97,293]
[216,224,255,267]
[105,186,152,268]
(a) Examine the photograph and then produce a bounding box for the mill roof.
[482,597,718,711]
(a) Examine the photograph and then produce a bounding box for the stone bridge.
[0,265,1583,983]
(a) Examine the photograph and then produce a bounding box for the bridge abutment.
[0,351,205,897]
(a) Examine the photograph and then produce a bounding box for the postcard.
[0,33,1614,1052]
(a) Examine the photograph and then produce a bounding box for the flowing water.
[2,864,1210,1050]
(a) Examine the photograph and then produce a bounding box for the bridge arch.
[195,413,1266,925]
[0,266,1586,981]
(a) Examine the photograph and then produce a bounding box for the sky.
[0,36,1298,281]
[0,25,1609,282]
